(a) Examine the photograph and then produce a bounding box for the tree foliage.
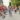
[11,0,20,5]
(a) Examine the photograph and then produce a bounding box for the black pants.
[15,10,16,12]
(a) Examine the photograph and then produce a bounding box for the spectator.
[8,6,12,16]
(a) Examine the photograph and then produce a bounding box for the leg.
[19,11,20,14]
[9,10,12,16]
[15,10,16,14]
[2,16,5,19]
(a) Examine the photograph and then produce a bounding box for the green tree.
[11,0,20,5]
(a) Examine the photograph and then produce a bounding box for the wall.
[3,0,9,8]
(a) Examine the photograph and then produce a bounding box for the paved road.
[1,14,20,20]
[0,11,20,20]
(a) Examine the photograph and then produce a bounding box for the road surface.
[0,11,20,20]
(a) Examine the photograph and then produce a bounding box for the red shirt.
[0,5,7,12]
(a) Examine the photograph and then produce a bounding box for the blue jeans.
[9,10,12,16]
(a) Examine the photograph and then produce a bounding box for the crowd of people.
[8,6,20,16]
[0,4,20,18]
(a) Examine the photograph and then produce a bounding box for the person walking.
[8,6,12,16]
